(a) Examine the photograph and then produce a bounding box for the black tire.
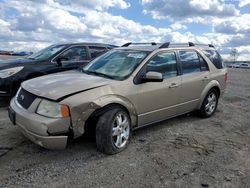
[96,107,131,155]
[199,89,219,118]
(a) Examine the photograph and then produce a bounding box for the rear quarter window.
[203,50,224,69]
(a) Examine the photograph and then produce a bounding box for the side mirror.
[142,71,163,82]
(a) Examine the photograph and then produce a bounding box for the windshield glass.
[28,45,66,60]
[83,49,148,80]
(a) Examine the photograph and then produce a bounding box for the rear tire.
[199,89,218,118]
[96,107,131,154]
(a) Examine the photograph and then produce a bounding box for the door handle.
[202,76,209,81]
[169,83,179,88]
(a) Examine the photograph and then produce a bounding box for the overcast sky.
[0,0,250,60]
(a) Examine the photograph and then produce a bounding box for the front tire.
[199,89,218,118]
[96,107,131,154]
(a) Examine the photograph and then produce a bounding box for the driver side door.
[136,51,182,126]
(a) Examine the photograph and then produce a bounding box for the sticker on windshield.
[127,53,145,58]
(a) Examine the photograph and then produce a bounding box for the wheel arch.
[91,95,137,127]
[198,80,221,109]
[83,99,137,140]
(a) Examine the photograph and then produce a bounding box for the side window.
[146,52,177,79]
[59,46,88,63]
[199,55,209,71]
[89,46,107,59]
[203,50,224,69]
[179,51,201,75]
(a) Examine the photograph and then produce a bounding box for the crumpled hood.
[22,70,114,101]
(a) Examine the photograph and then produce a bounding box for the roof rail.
[159,42,170,48]
[159,42,215,49]
[121,42,157,47]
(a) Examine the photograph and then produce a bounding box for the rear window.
[203,50,224,69]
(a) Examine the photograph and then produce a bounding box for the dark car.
[0,43,116,97]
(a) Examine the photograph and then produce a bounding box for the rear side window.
[89,46,107,59]
[199,55,209,71]
[203,50,224,69]
[179,51,201,74]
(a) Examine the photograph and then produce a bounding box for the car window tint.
[203,50,224,69]
[199,55,209,71]
[146,52,177,79]
[179,51,201,74]
[89,46,107,59]
[60,46,88,62]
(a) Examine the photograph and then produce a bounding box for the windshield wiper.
[82,70,116,79]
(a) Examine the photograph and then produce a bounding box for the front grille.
[16,88,37,109]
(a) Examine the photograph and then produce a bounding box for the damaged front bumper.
[10,98,70,149]
[18,123,68,150]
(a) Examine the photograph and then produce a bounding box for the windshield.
[28,45,66,60]
[83,49,148,80]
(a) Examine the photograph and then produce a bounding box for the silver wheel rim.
[112,112,130,149]
[205,92,217,115]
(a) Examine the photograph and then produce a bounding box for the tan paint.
[10,46,228,149]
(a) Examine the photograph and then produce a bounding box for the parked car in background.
[232,63,250,69]
[0,51,14,55]
[0,43,116,97]
[12,51,33,56]
[9,42,228,154]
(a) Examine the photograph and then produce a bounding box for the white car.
[232,63,250,69]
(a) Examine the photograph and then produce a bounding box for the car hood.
[22,70,114,101]
[0,58,37,68]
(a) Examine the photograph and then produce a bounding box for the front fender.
[198,80,221,109]
[69,94,137,139]
[93,94,137,126]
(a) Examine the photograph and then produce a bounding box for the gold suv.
[9,42,228,154]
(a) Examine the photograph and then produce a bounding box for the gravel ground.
[0,68,249,188]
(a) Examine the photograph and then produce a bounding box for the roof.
[54,42,118,47]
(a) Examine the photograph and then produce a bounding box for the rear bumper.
[10,98,69,150]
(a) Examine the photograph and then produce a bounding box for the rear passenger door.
[178,50,210,111]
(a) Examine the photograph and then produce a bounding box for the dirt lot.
[0,68,249,188]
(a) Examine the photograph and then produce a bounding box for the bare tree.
[230,48,239,64]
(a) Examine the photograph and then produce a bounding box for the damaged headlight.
[36,99,70,118]
[0,66,24,78]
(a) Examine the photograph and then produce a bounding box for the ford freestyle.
[9,42,228,154]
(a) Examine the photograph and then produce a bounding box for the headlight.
[36,99,70,118]
[0,66,24,78]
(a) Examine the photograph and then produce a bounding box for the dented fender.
[68,94,137,139]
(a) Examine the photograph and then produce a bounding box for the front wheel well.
[210,86,221,98]
[84,103,130,139]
